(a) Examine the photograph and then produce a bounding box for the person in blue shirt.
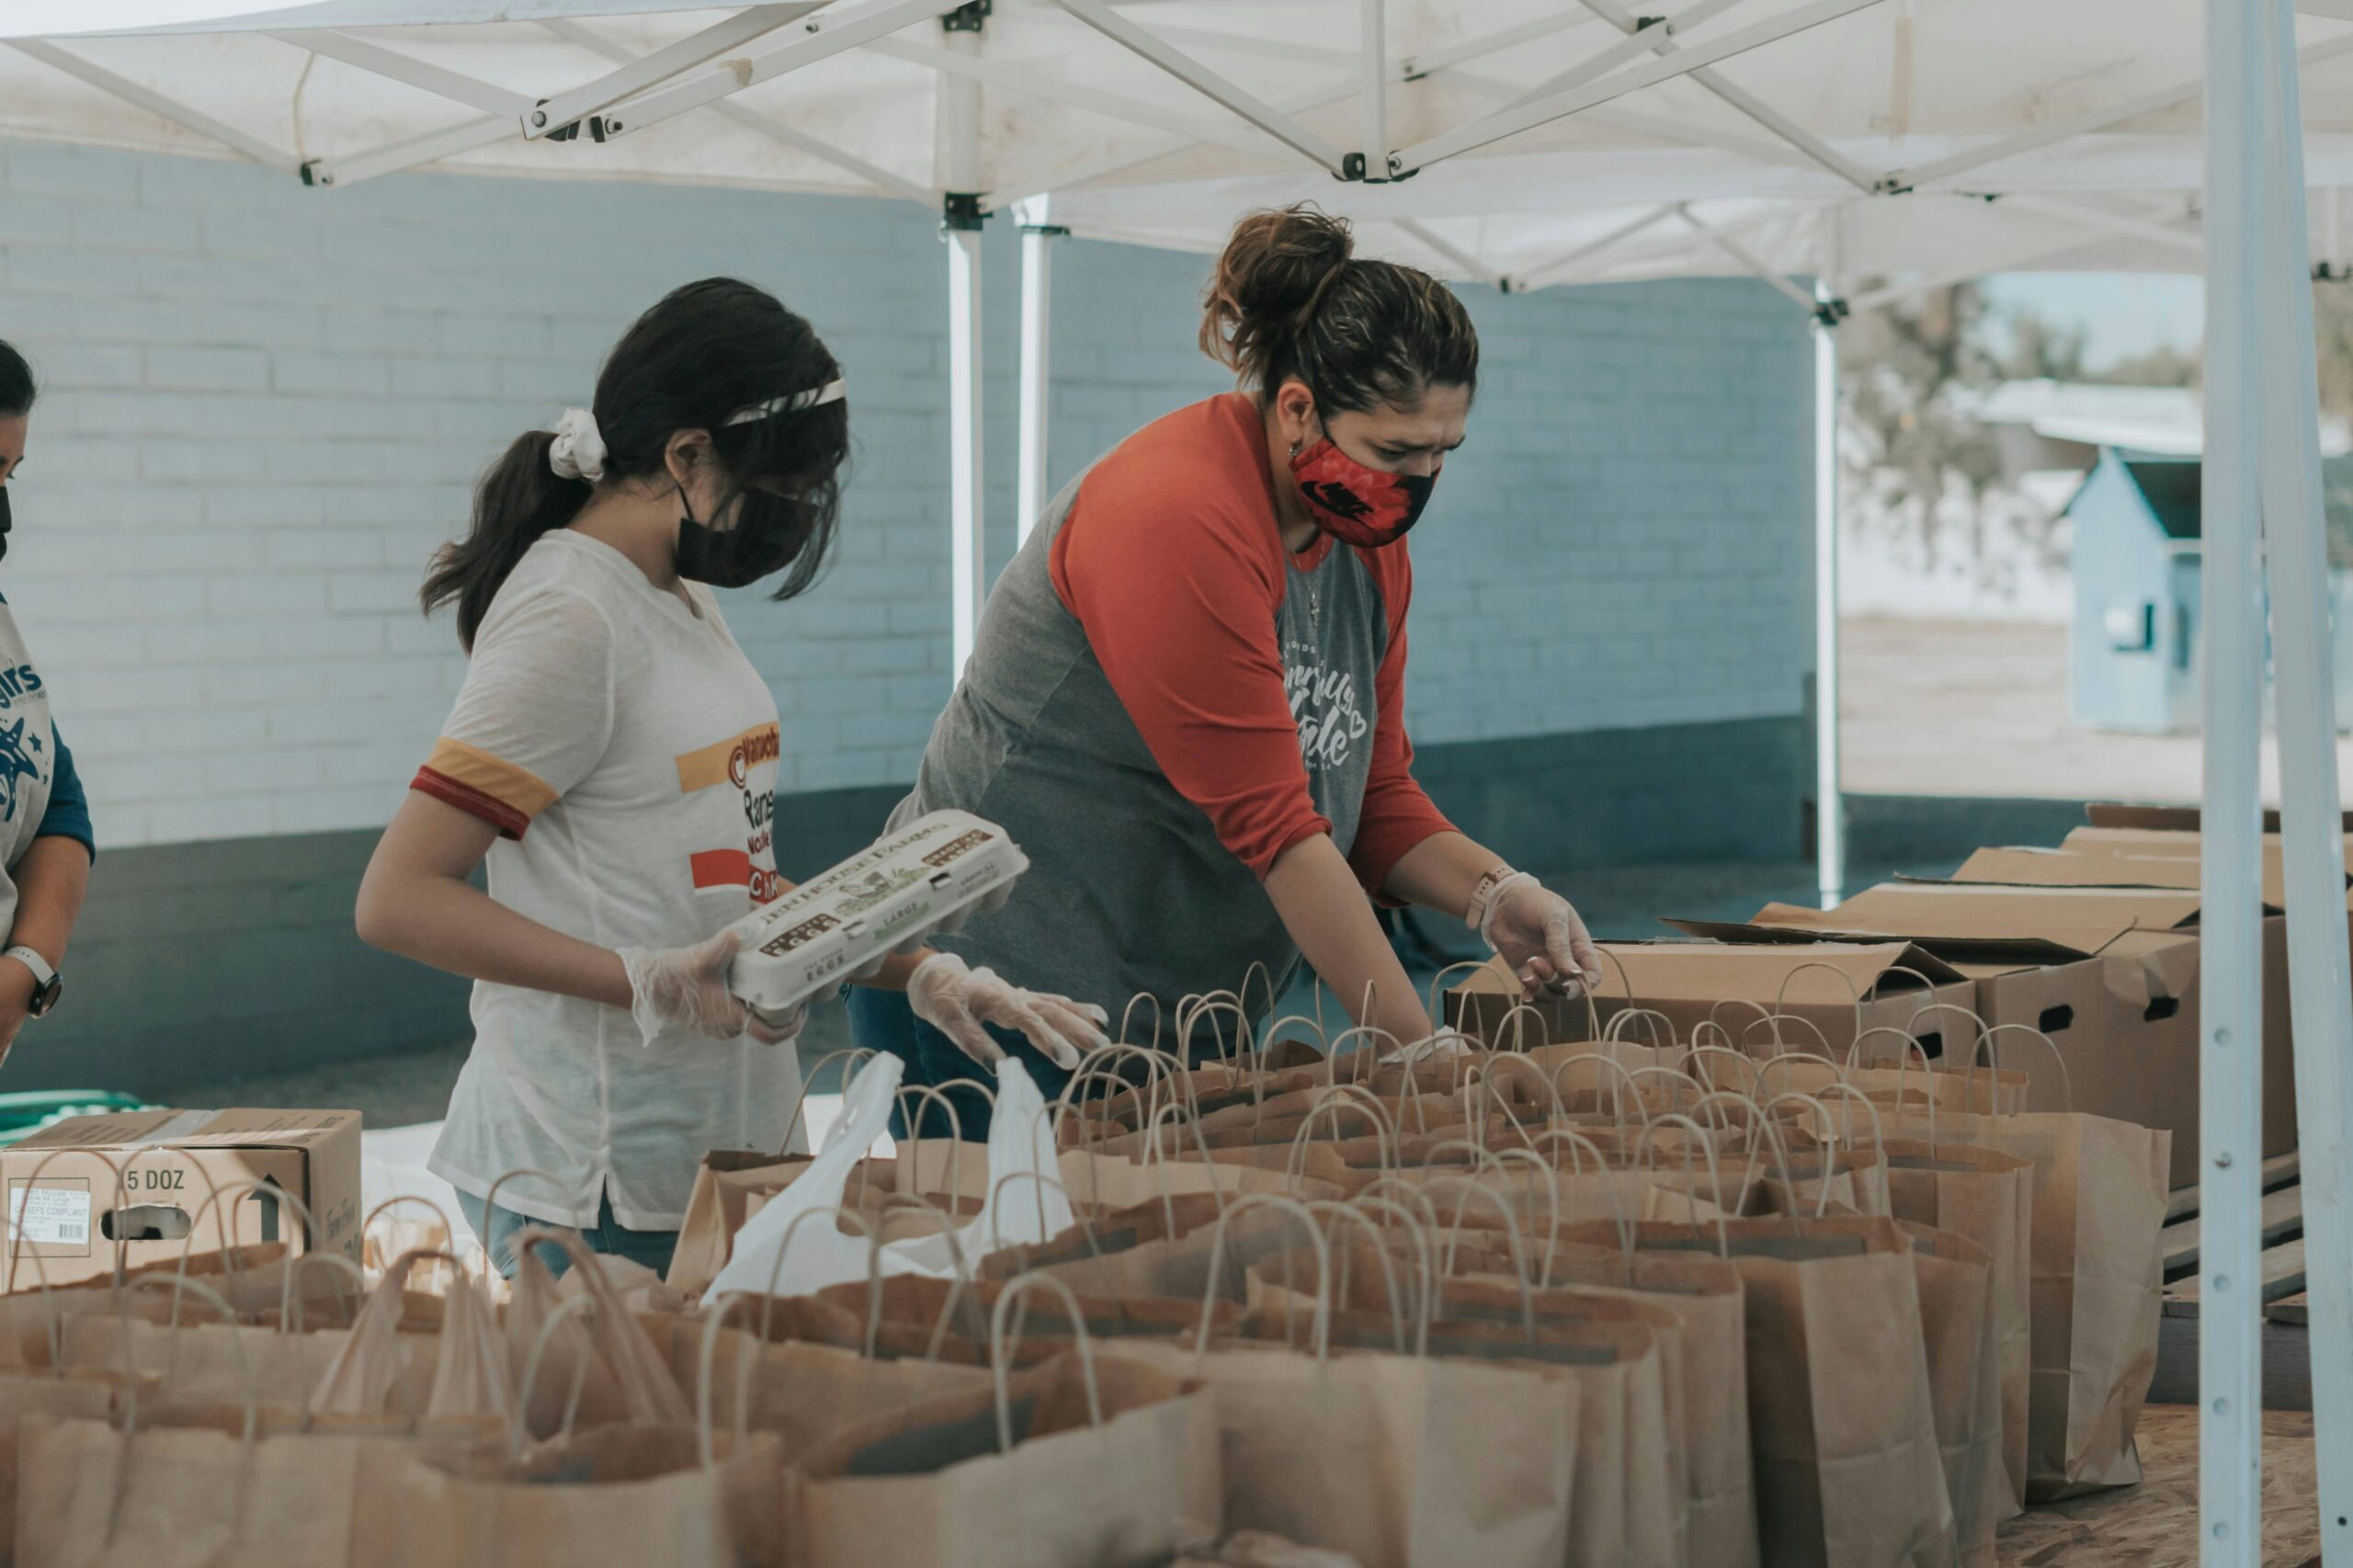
[0,340,95,1066]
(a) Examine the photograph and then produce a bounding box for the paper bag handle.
[1195,1193,1332,1359]
[171,1177,324,1330]
[1603,1006,1677,1051]
[989,1273,1104,1453]
[1976,1023,2075,1114]
[1528,1128,1632,1284]
[1298,1200,1412,1354]
[1118,993,1165,1054]
[1759,1092,1845,1219]
[477,1169,572,1291]
[361,1195,454,1275]
[1426,959,1498,1040]
[1906,1002,1991,1082]
[1632,1112,1733,1256]
[779,1048,878,1158]
[1686,1043,1764,1101]
[1549,1050,1649,1142]
[1288,1085,1395,1181]
[1772,961,1865,1050]
[1417,1175,1535,1337]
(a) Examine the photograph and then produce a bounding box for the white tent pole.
[1017,204,1063,549]
[521,2,822,139]
[1887,28,2353,194]
[868,38,1300,162]
[941,8,986,676]
[1394,0,1883,173]
[1995,191,2207,257]
[2249,0,2353,1550]
[1679,205,1821,312]
[1506,0,1753,106]
[1561,0,1880,192]
[2199,0,2268,1551]
[1051,0,1351,175]
[1359,0,1388,179]
[540,17,934,204]
[1401,9,1608,77]
[596,0,969,141]
[1813,281,1844,908]
[267,28,537,117]
[299,113,508,188]
[1392,219,1506,289]
[6,39,301,172]
[1512,205,1683,290]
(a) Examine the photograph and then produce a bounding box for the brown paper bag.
[977,1191,1351,1305]
[17,1408,380,1567]
[0,1369,138,1566]
[1113,1335,1575,1568]
[1868,1100,2167,1501]
[1877,1140,2033,1517]
[788,1341,1222,1568]
[1457,1237,1758,1568]
[645,1310,991,1466]
[503,1227,692,1435]
[56,1313,436,1416]
[1242,1275,1681,1568]
[396,1425,785,1568]
[1564,1214,1957,1568]
[1900,1223,2003,1568]
[313,1250,513,1427]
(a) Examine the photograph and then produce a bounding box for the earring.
[1288,439,1301,459]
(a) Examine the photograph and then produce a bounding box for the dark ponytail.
[1200,204,1478,415]
[424,431,591,648]
[424,278,848,650]
[0,339,35,419]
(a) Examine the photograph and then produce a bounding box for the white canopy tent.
[0,3,2347,1554]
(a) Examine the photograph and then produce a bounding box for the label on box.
[7,1183,93,1253]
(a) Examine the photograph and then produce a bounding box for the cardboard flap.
[1673,881,2209,962]
[1456,937,1965,1004]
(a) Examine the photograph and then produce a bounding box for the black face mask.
[675,484,805,589]
[0,485,12,564]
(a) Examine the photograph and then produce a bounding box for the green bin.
[0,1091,153,1149]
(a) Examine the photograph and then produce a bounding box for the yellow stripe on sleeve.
[422,737,560,822]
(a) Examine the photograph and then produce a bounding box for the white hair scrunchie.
[548,406,607,483]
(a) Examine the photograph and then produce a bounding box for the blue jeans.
[455,1190,678,1281]
[847,984,1070,1141]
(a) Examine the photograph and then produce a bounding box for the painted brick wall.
[1,137,1811,859]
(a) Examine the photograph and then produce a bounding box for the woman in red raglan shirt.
[854,207,1602,1133]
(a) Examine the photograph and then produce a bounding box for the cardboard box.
[1671,882,2295,1187]
[2085,802,2353,833]
[1445,938,1982,1059]
[0,1108,361,1290]
[1947,846,2310,909]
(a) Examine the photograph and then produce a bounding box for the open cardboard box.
[1670,881,2293,1187]
[0,1108,361,1290]
[1444,937,1982,1059]
[2086,801,2353,833]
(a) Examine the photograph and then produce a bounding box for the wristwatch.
[4,946,61,1018]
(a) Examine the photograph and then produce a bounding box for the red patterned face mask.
[1289,437,1434,548]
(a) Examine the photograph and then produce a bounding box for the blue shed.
[2067,447,2353,733]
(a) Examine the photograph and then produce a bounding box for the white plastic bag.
[709,1053,1077,1302]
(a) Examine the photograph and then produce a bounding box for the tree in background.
[1838,279,2201,590]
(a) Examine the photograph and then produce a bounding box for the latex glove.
[1379,1028,1478,1067]
[617,930,802,1048]
[1478,877,1602,1001]
[906,951,1111,1072]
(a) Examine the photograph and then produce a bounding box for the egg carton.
[723,809,1027,1024]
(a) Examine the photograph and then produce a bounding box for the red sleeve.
[1347,545,1457,900]
[1051,444,1331,881]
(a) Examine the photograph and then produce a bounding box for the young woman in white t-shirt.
[356,279,1106,1277]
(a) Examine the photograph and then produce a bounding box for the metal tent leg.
[1017,209,1063,548]
[2245,0,2353,1557]
[1813,283,1844,908]
[2200,0,2268,1559]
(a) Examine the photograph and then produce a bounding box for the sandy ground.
[1841,616,2353,804]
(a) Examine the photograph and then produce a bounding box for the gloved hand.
[1476,875,1602,1001]
[618,930,803,1048]
[906,951,1111,1072]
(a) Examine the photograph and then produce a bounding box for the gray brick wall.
[3,139,1810,854]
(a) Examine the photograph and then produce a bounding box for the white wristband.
[1472,871,1540,949]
